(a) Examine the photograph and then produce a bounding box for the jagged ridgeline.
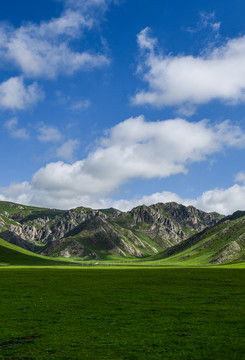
[0,200,222,261]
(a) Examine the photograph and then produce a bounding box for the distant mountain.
[152,211,245,265]
[0,201,221,260]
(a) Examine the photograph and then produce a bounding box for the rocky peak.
[129,202,217,230]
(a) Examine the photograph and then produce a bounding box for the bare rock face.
[0,230,35,251]
[129,202,217,232]
[41,238,99,259]
[121,202,219,247]
[211,241,242,264]
[61,216,144,257]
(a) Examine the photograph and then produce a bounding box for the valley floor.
[0,267,244,359]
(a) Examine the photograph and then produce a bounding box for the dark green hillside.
[0,238,67,266]
[152,211,245,265]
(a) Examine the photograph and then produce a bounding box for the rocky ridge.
[153,210,245,265]
[0,201,222,260]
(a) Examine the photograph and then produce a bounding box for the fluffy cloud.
[121,184,245,215]
[104,191,188,212]
[4,117,29,139]
[0,7,109,79]
[194,185,245,215]
[37,125,62,142]
[132,27,245,109]
[2,180,245,215]
[0,77,43,110]
[56,139,80,161]
[1,116,245,211]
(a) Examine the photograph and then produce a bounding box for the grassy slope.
[0,200,65,223]
[0,238,70,266]
[149,213,245,266]
[0,268,244,359]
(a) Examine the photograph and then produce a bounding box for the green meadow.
[1,237,245,359]
[0,267,245,360]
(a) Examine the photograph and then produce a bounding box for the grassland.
[0,267,244,359]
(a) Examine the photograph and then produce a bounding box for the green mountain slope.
[0,238,68,266]
[152,211,245,265]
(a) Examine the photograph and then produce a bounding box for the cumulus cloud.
[117,180,245,215]
[0,6,109,78]
[117,184,245,215]
[104,191,188,212]
[1,116,245,210]
[4,117,30,139]
[56,139,80,161]
[1,180,245,215]
[106,184,245,215]
[0,76,43,110]
[37,125,62,142]
[193,184,245,215]
[132,27,245,109]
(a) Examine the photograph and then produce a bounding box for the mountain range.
[0,200,244,265]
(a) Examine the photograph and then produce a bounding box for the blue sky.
[1,0,245,214]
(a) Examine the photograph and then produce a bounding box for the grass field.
[0,267,244,359]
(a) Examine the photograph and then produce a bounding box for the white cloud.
[37,125,62,142]
[104,191,188,212]
[70,99,91,111]
[0,181,33,206]
[137,27,157,53]
[114,184,245,215]
[194,185,245,215]
[1,180,245,215]
[1,116,245,210]
[234,171,245,185]
[132,27,245,109]
[106,184,245,215]
[0,7,110,79]
[0,77,43,110]
[200,12,221,34]
[186,11,221,36]
[56,139,79,161]
[4,117,30,139]
[4,117,18,130]
[37,127,79,161]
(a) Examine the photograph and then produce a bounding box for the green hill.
[0,238,68,266]
[151,211,245,265]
